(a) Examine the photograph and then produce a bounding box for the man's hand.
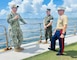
[60,34,64,38]
[44,26,47,30]
[14,15,19,20]
[52,29,56,35]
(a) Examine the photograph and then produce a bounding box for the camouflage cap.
[11,4,19,8]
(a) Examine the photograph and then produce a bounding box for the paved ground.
[0,35,77,60]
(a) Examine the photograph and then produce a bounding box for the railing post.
[4,26,10,50]
[8,26,12,49]
[0,25,11,51]
[39,23,42,43]
[74,24,76,35]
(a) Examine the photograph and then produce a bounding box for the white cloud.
[17,0,33,13]
[32,0,44,14]
[62,0,77,18]
[47,0,57,13]
[0,0,77,18]
[65,6,72,12]
[63,0,77,12]
[7,0,57,18]
[0,9,8,16]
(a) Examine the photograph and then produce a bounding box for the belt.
[56,29,63,31]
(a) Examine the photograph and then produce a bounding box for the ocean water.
[0,18,77,49]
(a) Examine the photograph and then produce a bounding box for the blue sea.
[0,18,77,49]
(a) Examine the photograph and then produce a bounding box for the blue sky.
[0,0,77,18]
[0,0,63,10]
[53,0,63,6]
[0,0,10,10]
[43,0,63,6]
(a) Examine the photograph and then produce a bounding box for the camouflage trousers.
[44,27,52,41]
[11,29,23,48]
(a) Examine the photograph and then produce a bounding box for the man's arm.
[43,20,45,27]
[19,14,27,24]
[60,24,67,38]
[46,20,53,27]
[43,19,47,30]
[46,16,53,27]
[7,14,15,25]
[60,16,68,38]
[62,16,68,34]
[62,24,67,34]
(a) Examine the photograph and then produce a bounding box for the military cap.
[11,4,19,8]
[57,7,66,11]
[47,8,51,11]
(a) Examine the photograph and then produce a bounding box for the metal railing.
[0,22,77,50]
[21,23,43,41]
[0,25,10,51]
[20,23,77,41]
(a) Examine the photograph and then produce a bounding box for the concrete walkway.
[0,35,77,60]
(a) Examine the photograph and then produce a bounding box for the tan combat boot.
[38,40,42,43]
[14,48,22,52]
[19,47,24,50]
[43,40,48,44]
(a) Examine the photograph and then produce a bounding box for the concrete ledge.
[0,35,77,60]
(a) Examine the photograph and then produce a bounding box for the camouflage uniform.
[44,15,53,41]
[7,12,26,49]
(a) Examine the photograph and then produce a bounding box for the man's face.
[46,11,50,16]
[12,7,17,12]
[58,10,64,15]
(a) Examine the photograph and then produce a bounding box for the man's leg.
[12,33,18,49]
[44,30,48,44]
[12,32,23,52]
[17,30,24,50]
[48,30,52,47]
[57,38,64,55]
[48,30,52,41]
[56,30,65,55]
[51,35,57,50]
[48,31,57,51]
[60,38,64,54]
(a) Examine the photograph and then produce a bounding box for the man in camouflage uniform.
[43,9,53,44]
[7,4,26,52]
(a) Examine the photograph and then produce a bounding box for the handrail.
[0,22,77,50]
[21,23,43,25]
[0,25,10,50]
[20,23,77,41]
[23,23,43,41]
[22,29,41,32]
[23,36,40,40]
